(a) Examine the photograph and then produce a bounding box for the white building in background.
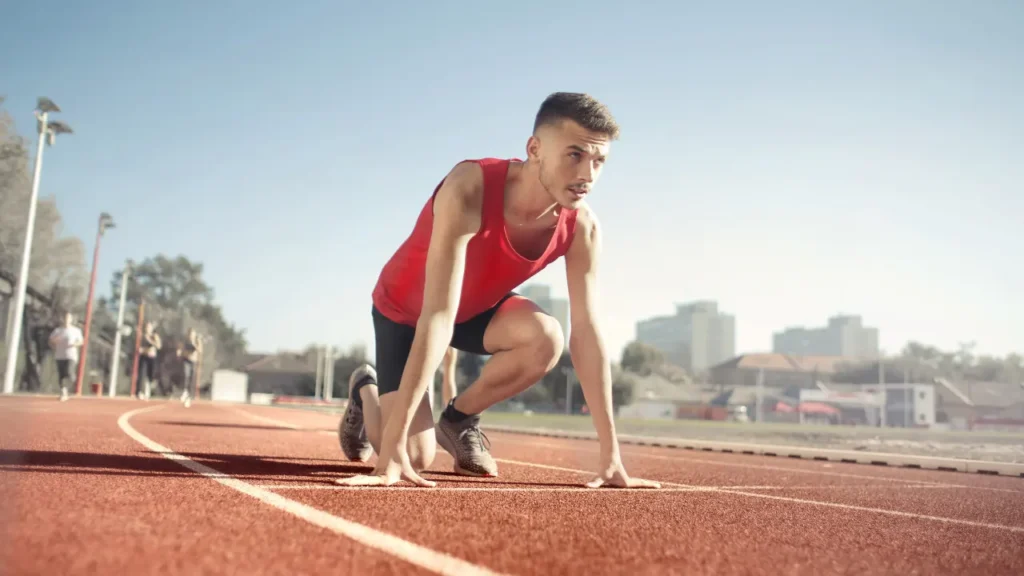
[635,300,736,372]
[773,314,879,359]
[519,284,570,345]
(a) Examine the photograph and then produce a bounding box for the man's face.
[64,313,73,327]
[528,120,610,210]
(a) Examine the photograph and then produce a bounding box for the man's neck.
[505,161,558,223]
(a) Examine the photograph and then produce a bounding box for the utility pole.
[314,345,324,399]
[75,212,115,395]
[107,262,131,397]
[878,355,887,427]
[755,368,765,423]
[323,345,334,402]
[2,98,72,394]
[562,367,575,415]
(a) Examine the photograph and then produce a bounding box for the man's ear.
[526,134,542,162]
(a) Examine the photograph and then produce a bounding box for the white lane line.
[228,406,1024,533]
[259,484,955,492]
[232,408,304,430]
[262,485,709,492]
[233,407,340,438]
[513,437,1024,494]
[232,413,1023,495]
[493,458,1024,533]
[118,406,504,576]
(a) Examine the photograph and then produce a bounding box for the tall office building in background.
[635,300,736,372]
[772,314,879,359]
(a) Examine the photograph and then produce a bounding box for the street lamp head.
[36,97,61,114]
[99,212,116,233]
[48,120,73,135]
[42,120,73,146]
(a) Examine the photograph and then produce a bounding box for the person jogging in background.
[176,327,202,407]
[48,311,83,402]
[137,321,161,400]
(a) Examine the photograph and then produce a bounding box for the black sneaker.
[339,365,375,462]
[435,412,498,477]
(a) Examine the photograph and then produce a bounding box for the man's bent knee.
[528,315,564,375]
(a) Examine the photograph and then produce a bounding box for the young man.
[48,312,84,401]
[339,92,659,490]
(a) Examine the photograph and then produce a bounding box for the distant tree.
[654,362,691,384]
[537,353,574,408]
[836,340,1022,388]
[620,341,664,376]
[611,368,636,409]
[530,353,635,413]
[107,255,248,364]
[331,344,372,398]
[1001,354,1023,384]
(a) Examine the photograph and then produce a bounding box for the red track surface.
[2,395,1023,575]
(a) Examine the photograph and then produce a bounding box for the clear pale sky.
[2,1,1021,360]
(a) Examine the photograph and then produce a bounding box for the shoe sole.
[338,414,372,462]
[340,364,377,462]
[434,423,498,478]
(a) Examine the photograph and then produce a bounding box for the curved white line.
[117,406,503,576]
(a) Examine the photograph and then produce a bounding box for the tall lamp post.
[74,212,115,395]
[107,260,132,397]
[2,97,73,395]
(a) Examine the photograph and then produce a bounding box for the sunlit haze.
[3,0,1021,358]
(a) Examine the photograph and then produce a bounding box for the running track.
[1,396,1022,575]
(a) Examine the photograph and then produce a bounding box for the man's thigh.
[448,293,553,354]
[450,295,555,356]
[372,306,415,397]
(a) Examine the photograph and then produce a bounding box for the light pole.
[562,366,575,415]
[323,345,335,402]
[314,345,323,399]
[107,260,132,397]
[2,98,73,395]
[75,212,116,395]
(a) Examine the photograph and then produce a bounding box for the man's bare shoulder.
[439,161,485,208]
[433,161,486,235]
[571,201,601,244]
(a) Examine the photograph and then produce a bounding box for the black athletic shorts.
[372,292,516,395]
[56,359,74,381]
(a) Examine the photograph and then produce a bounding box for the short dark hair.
[533,92,620,140]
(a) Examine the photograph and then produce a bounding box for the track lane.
[156,403,1024,575]
[5,398,1023,575]
[236,403,1024,492]
[0,397,433,576]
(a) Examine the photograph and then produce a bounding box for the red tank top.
[372,158,578,326]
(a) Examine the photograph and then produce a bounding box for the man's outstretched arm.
[339,162,483,487]
[565,206,660,489]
